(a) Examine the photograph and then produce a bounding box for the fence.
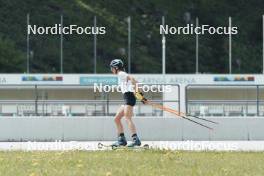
[1,84,264,117]
[186,84,264,117]
[0,84,180,117]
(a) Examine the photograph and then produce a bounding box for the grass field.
[0,150,263,176]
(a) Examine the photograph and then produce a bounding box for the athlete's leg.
[114,105,125,135]
[124,105,136,134]
[112,105,127,146]
[124,105,141,147]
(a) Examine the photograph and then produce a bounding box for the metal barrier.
[0,84,180,117]
[0,99,180,117]
[186,84,264,117]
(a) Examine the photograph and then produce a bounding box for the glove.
[134,92,147,104]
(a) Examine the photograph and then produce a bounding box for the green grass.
[0,150,264,176]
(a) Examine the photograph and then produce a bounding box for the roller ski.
[98,135,127,149]
[98,136,149,150]
[98,143,149,150]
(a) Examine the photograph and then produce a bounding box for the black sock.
[132,133,137,138]
[119,133,125,137]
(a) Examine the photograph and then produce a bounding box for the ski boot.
[112,135,127,147]
[127,135,141,147]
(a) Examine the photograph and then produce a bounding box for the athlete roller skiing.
[110,59,147,147]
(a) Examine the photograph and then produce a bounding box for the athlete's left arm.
[127,75,140,92]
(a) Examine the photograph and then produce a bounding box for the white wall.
[0,117,264,141]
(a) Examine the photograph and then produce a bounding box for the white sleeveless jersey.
[117,71,134,93]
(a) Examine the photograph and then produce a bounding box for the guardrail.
[0,84,180,117]
[188,100,264,117]
[186,84,264,117]
[0,100,180,117]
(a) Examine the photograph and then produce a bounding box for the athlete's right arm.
[134,92,147,104]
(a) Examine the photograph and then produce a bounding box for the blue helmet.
[110,59,124,70]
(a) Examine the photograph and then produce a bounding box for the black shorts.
[123,92,136,106]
